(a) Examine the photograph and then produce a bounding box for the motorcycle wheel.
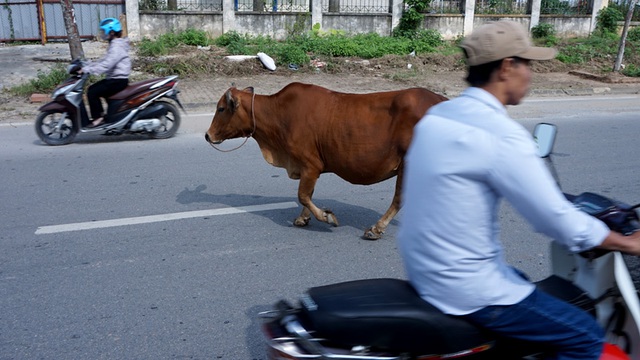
[35,110,78,146]
[149,101,181,139]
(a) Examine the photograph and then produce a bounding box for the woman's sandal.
[87,118,104,128]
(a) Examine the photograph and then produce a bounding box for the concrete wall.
[322,13,392,36]
[540,15,593,38]
[423,13,605,40]
[423,14,464,39]
[235,13,307,38]
[139,11,395,39]
[132,0,612,41]
[140,12,224,38]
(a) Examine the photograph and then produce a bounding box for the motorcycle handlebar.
[564,192,640,259]
[568,191,640,235]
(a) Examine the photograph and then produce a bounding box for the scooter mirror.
[534,123,557,158]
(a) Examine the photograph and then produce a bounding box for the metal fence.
[136,0,635,17]
[235,0,308,11]
[47,0,124,38]
[475,0,528,14]
[183,0,391,12]
[139,0,223,11]
[141,0,389,12]
[541,0,590,15]
[429,0,462,14]
[321,0,388,13]
[1,0,123,42]
[1,0,39,40]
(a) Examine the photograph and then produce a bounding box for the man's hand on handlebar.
[600,230,640,256]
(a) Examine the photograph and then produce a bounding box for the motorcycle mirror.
[534,123,557,158]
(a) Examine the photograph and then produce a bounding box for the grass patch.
[8,25,640,96]
[213,30,445,60]
[623,63,640,77]
[553,32,640,75]
[8,64,68,97]
[138,28,212,57]
[558,33,619,64]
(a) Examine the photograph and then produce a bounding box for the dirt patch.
[2,41,639,124]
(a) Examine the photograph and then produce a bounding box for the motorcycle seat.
[302,278,493,354]
[302,276,595,355]
[109,78,167,100]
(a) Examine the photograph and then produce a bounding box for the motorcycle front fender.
[38,101,68,113]
[38,101,84,128]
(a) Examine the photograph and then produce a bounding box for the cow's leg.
[294,171,339,227]
[363,168,403,240]
[294,206,312,227]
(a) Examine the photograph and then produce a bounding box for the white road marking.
[35,201,299,235]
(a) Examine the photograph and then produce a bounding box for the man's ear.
[497,58,514,81]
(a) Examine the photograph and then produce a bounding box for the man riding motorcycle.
[398,20,640,360]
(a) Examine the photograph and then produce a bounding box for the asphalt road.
[1,95,640,359]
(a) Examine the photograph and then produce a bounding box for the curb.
[530,87,640,97]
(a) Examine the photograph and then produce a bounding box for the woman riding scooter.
[80,17,131,128]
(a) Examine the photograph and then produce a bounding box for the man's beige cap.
[460,20,557,66]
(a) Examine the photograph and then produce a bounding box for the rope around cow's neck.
[209,92,257,152]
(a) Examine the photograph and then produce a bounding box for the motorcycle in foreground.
[35,60,185,145]
[259,123,640,359]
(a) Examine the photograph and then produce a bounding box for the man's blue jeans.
[461,288,604,360]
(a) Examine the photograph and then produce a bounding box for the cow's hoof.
[324,211,339,227]
[363,227,383,240]
[294,216,310,227]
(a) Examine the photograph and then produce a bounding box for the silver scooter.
[35,60,185,145]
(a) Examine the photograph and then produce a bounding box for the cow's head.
[205,86,255,144]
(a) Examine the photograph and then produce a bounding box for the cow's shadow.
[176,184,397,234]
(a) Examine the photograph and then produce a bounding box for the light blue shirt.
[397,87,609,315]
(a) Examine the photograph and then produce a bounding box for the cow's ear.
[225,89,239,112]
[242,87,254,94]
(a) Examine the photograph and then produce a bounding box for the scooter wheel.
[35,110,78,146]
[149,101,180,139]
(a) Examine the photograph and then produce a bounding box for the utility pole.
[60,0,85,60]
[614,0,638,72]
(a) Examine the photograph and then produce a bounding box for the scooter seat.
[302,278,493,355]
[302,276,596,356]
[108,78,167,100]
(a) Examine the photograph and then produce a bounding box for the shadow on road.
[176,184,398,237]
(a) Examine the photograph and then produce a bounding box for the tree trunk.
[168,0,178,10]
[614,0,638,72]
[59,0,84,60]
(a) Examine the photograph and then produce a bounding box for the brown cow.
[205,82,447,239]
